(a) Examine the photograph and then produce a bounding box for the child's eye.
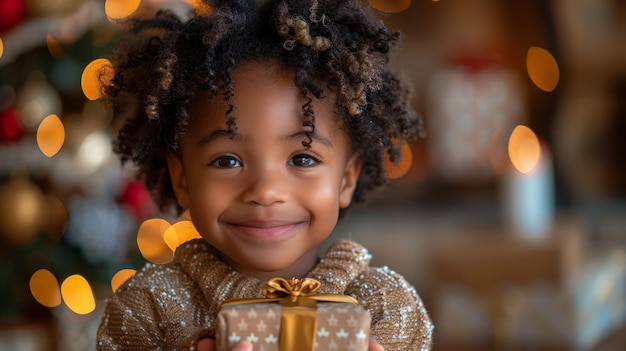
[210,155,241,168]
[289,154,319,167]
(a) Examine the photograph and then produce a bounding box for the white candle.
[502,126,555,239]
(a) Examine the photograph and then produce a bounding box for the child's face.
[167,61,362,279]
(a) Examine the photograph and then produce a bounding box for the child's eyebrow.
[196,129,334,149]
[282,131,334,149]
[196,129,241,147]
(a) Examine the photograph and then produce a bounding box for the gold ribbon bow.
[221,277,359,351]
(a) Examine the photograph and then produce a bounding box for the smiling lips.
[227,220,304,240]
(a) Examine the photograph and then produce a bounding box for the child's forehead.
[190,59,337,112]
[235,60,290,79]
[189,61,335,112]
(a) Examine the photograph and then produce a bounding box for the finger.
[197,338,214,351]
[369,338,385,351]
[231,340,253,351]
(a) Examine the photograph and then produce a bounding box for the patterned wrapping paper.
[216,302,371,351]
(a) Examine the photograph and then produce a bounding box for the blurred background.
[0,0,625,350]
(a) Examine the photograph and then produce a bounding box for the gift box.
[216,278,371,351]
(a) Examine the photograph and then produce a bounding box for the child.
[96,0,433,350]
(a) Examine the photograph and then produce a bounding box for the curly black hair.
[101,0,424,214]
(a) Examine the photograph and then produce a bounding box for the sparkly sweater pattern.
[97,239,433,350]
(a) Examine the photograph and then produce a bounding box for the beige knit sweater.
[97,239,433,350]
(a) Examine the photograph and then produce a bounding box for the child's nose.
[241,167,289,206]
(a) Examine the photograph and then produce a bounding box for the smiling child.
[97,0,433,350]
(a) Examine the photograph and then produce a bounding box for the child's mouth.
[226,220,305,240]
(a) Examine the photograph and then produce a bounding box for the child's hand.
[197,338,384,351]
[197,338,252,351]
[369,338,385,351]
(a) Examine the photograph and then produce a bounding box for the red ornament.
[119,180,156,220]
[0,0,28,34]
[0,108,23,142]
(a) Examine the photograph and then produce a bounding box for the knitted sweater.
[97,239,433,350]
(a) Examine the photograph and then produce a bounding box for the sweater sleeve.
[97,287,166,351]
[350,267,433,351]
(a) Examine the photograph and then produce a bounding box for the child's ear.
[339,153,362,208]
[166,153,190,208]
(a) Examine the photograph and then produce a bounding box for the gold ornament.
[0,175,46,246]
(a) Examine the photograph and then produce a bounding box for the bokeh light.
[526,46,560,92]
[111,269,136,293]
[0,176,45,246]
[508,125,541,174]
[81,58,113,100]
[37,114,65,157]
[77,131,112,172]
[0,108,22,142]
[17,75,62,130]
[29,269,62,308]
[46,34,68,58]
[368,0,411,13]
[105,0,141,20]
[384,140,413,179]
[185,0,213,16]
[0,37,4,59]
[163,220,202,252]
[137,218,174,264]
[60,274,96,315]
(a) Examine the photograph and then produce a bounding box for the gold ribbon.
[221,277,359,351]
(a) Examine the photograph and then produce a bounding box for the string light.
[163,220,202,252]
[526,46,560,92]
[29,269,62,308]
[508,125,541,174]
[111,269,136,293]
[46,34,69,58]
[61,274,96,315]
[77,131,112,172]
[384,139,413,179]
[105,0,141,20]
[37,114,65,157]
[137,218,174,264]
[81,58,113,100]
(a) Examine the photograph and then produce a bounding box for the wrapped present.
[216,277,371,351]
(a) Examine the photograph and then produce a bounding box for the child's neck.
[219,248,320,282]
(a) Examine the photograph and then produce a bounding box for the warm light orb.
[137,218,174,264]
[0,176,45,245]
[384,140,413,179]
[185,0,213,16]
[526,46,560,92]
[17,75,62,130]
[61,275,96,315]
[46,34,67,58]
[105,0,141,20]
[111,269,136,293]
[37,114,65,157]
[508,125,541,174]
[164,220,202,252]
[81,58,113,100]
[368,0,411,13]
[30,269,62,308]
[77,131,112,172]
[0,37,4,59]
